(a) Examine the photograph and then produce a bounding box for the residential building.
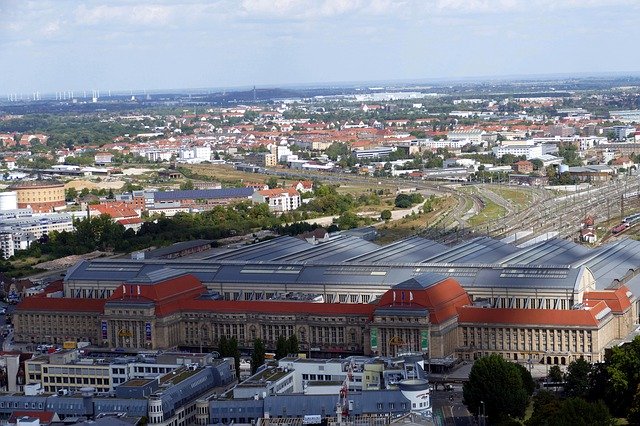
[0,211,74,259]
[177,146,211,164]
[252,188,300,213]
[94,153,113,166]
[549,125,575,138]
[493,144,543,160]
[245,152,276,167]
[513,160,534,174]
[89,203,142,231]
[607,125,636,141]
[352,147,395,159]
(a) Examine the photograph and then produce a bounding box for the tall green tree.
[564,358,591,398]
[548,365,563,383]
[251,339,266,375]
[528,394,613,426]
[275,335,289,359]
[266,177,279,189]
[287,334,299,355]
[463,355,530,422]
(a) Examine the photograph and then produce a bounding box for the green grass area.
[376,196,455,244]
[490,187,532,206]
[468,198,508,226]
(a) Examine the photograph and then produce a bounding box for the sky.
[1,0,640,94]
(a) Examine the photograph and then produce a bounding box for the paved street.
[432,385,474,426]
[0,302,17,352]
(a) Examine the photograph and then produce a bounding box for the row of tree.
[249,335,299,375]
[465,337,640,425]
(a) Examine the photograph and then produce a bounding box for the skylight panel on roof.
[86,265,140,272]
[324,266,388,276]
[240,266,302,274]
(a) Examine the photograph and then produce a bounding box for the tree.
[180,179,195,190]
[336,211,360,230]
[514,362,536,396]
[380,209,392,221]
[266,176,279,189]
[65,187,78,202]
[275,335,289,359]
[463,355,530,422]
[528,394,613,426]
[394,193,413,208]
[565,358,591,398]
[251,339,266,375]
[287,334,299,355]
[548,365,563,383]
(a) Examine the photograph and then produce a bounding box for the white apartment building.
[492,144,543,159]
[252,188,301,213]
[178,146,212,163]
[0,211,74,258]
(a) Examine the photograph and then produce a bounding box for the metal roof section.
[203,236,311,261]
[273,235,380,263]
[126,268,187,284]
[346,236,446,263]
[571,238,640,289]
[143,239,214,259]
[422,237,518,264]
[498,238,591,266]
[392,272,448,290]
[63,237,639,292]
[66,259,582,291]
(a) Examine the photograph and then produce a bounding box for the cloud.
[74,4,173,26]
[239,0,406,19]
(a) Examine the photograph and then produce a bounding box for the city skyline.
[2,0,640,94]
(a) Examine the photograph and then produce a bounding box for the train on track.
[612,213,640,234]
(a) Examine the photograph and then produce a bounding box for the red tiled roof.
[583,286,632,313]
[111,274,205,303]
[9,411,55,423]
[91,203,138,219]
[377,278,471,324]
[257,188,299,197]
[457,301,611,327]
[117,217,143,225]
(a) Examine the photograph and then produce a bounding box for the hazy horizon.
[2,0,640,95]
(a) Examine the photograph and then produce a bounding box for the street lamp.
[480,400,486,426]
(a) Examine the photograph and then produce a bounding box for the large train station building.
[14,234,640,365]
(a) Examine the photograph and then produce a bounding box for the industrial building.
[13,234,640,365]
[7,181,65,213]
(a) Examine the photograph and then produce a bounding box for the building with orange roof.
[13,235,640,365]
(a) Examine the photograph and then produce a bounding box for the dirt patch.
[65,180,125,190]
[121,167,157,176]
[34,251,110,270]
